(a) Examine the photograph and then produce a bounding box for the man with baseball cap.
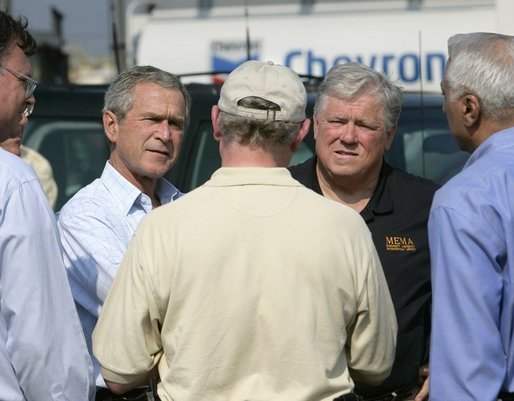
[93,60,397,401]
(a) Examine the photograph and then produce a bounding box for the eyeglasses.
[0,64,38,99]
[0,64,38,117]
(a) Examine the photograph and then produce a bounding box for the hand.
[414,365,429,401]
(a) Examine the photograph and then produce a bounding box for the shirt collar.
[206,167,303,188]
[310,157,393,221]
[464,126,514,170]
[101,161,182,215]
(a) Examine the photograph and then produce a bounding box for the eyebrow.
[143,111,185,125]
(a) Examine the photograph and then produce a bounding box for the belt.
[362,381,418,401]
[96,386,158,401]
[499,392,514,401]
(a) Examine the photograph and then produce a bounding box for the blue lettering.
[307,50,327,76]
[426,53,446,81]
[399,53,420,83]
[283,50,447,87]
[368,55,377,70]
[355,55,377,70]
[382,54,395,76]
[284,50,302,69]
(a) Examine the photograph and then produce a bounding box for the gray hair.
[314,63,403,132]
[445,32,514,121]
[218,97,302,147]
[103,65,192,128]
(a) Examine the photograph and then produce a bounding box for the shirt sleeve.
[428,205,505,400]
[0,179,95,401]
[93,231,162,384]
[346,243,398,384]
[58,204,126,318]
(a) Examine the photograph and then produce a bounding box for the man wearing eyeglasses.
[0,12,37,156]
[0,11,94,401]
[0,14,56,207]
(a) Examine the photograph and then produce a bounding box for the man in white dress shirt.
[0,11,94,401]
[57,65,191,400]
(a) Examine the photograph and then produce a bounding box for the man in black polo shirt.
[290,63,437,401]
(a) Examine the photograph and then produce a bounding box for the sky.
[11,0,117,58]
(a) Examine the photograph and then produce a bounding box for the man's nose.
[156,120,171,141]
[339,123,358,143]
[23,95,36,118]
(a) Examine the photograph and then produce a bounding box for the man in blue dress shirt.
[57,65,191,400]
[429,32,514,401]
[0,11,94,401]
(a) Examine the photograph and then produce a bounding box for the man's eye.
[169,121,184,130]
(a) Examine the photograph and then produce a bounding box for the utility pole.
[111,0,127,73]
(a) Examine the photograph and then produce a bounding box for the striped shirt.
[57,161,181,387]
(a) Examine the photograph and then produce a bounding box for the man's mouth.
[148,149,170,156]
[335,149,357,157]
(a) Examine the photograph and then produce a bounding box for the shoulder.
[288,156,315,180]
[0,149,39,197]
[297,185,368,229]
[434,154,514,211]
[58,177,110,218]
[146,185,206,220]
[0,148,38,182]
[384,164,439,210]
[387,164,439,194]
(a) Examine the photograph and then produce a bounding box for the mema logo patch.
[385,236,416,252]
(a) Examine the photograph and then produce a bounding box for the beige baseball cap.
[218,60,307,122]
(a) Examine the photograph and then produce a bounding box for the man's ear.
[291,118,311,153]
[461,94,481,127]
[385,124,398,151]
[103,111,118,143]
[211,105,222,142]
[313,115,319,140]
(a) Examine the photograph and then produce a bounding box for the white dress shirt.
[0,148,94,401]
[57,161,181,387]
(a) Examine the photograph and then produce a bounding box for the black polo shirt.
[289,157,438,397]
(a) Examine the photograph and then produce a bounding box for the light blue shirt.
[429,127,514,401]
[57,161,181,387]
[0,148,94,401]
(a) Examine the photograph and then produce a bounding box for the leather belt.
[96,386,154,401]
[362,381,418,401]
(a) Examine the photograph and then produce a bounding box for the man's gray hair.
[445,32,514,121]
[314,63,403,132]
[218,96,303,148]
[103,65,192,128]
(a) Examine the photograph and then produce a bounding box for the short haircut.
[314,63,403,132]
[445,32,514,121]
[218,96,302,148]
[103,65,192,128]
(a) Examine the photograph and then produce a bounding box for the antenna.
[110,0,121,74]
[245,0,251,61]
[418,30,426,174]
[417,30,425,129]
